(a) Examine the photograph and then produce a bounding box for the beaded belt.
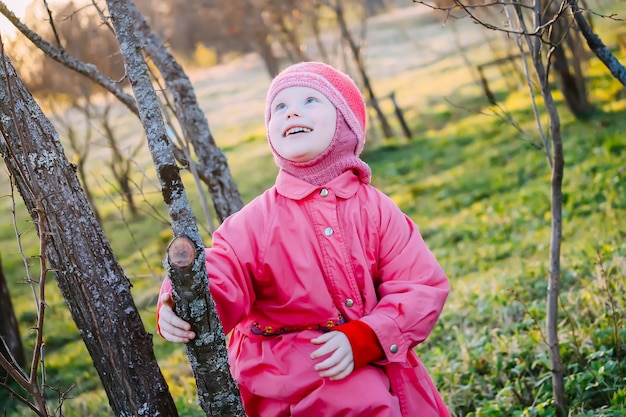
[250,314,346,337]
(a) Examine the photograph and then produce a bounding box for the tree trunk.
[101,110,138,217]
[542,71,568,417]
[275,13,310,62]
[527,8,568,417]
[512,3,568,414]
[333,0,394,139]
[105,1,245,415]
[0,49,178,416]
[550,44,593,118]
[127,1,244,222]
[0,255,25,377]
[546,2,594,119]
[254,36,282,78]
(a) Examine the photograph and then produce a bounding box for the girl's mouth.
[284,127,312,137]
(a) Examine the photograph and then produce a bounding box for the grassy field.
[1,3,625,416]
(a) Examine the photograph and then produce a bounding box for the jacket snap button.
[324,227,333,236]
[344,298,354,307]
[320,188,329,197]
[390,344,399,354]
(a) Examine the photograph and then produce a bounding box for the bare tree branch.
[413,0,566,40]
[1,0,245,227]
[503,3,553,166]
[42,0,64,50]
[124,0,244,222]
[570,1,626,86]
[104,1,244,415]
[0,1,138,114]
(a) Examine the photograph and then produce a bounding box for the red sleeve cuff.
[335,320,384,370]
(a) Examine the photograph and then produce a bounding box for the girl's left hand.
[310,331,354,381]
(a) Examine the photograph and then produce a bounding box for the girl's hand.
[157,292,196,343]
[310,331,354,381]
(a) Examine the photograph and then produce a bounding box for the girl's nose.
[287,106,301,118]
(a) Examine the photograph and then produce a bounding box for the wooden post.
[389,92,412,140]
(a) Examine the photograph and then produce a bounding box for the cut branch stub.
[163,234,244,416]
[167,236,196,269]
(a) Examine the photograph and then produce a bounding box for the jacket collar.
[275,169,361,200]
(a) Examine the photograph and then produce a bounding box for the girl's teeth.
[286,127,312,136]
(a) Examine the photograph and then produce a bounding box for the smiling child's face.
[268,86,337,163]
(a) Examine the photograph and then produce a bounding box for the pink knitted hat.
[265,61,371,185]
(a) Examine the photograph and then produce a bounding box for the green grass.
[2,9,626,416]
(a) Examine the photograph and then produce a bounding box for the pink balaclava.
[265,61,371,186]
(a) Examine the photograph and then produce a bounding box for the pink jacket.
[159,170,450,416]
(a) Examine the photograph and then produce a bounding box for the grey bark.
[104,1,244,415]
[541,58,568,417]
[518,4,568,415]
[0,48,178,416]
[127,1,244,222]
[570,1,626,86]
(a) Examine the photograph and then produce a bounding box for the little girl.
[157,61,451,417]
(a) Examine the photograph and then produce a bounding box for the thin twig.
[596,251,623,380]
[0,376,43,416]
[0,1,138,114]
[510,0,553,168]
[41,0,64,51]
[510,289,549,346]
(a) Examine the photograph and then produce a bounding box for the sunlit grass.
[2,3,626,415]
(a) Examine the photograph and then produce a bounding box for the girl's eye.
[305,97,317,104]
[275,103,287,112]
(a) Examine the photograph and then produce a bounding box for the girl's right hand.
[157,292,196,343]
